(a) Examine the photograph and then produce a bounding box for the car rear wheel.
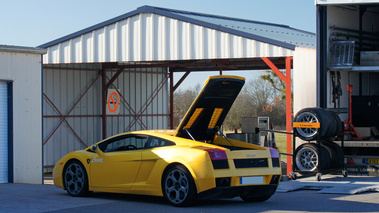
[162,165,197,207]
[63,160,90,197]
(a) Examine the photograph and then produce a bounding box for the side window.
[103,135,148,152]
[144,137,175,149]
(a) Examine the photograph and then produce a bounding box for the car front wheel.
[63,160,90,197]
[162,165,197,207]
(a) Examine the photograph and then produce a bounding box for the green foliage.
[260,70,287,100]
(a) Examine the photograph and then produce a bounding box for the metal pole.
[169,71,174,129]
[286,56,293,176]
[102,68,107,139]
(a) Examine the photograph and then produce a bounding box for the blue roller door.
[0,81,8,183]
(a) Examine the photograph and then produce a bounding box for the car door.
[90,134,147,189]
[131,137,176,189]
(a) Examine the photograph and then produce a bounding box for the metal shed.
[0,45,46,184]
[39,5,316,171]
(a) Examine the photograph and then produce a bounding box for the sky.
[1,0,316,89]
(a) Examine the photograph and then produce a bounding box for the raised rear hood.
[175,75,245,141]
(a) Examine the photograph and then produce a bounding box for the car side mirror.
[91,145,104,156]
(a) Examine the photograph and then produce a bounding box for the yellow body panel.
[53,131,281,196]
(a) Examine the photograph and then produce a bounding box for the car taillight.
[270,148,280,168]
[205,149,229,169]
[206,149,227,160]
[270,148,279,158]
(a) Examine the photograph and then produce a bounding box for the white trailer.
[301,0,379,176]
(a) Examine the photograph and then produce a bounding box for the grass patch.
[272,132,293,160]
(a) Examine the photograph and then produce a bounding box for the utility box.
[241,117,269,135]
[226,133,260,145]
[228,116,270,146]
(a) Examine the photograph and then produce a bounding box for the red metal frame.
[344,85,370,140]
[43,93,88,147]
[44,66,170,147]
[261,56,293,175]
[105,76,149,131]
[44,59,293,170]
[43,73,101,146]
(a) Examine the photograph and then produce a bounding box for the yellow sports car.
[53,75,281,207]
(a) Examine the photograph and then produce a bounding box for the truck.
[294,0,379,177]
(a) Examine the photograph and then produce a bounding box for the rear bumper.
[197,184,278,200]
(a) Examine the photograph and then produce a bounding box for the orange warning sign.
[107,92,119,112]
[293,122,320,129]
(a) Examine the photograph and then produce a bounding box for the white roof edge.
[0,45,47,55]
[316,0,379,5]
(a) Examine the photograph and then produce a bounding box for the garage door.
[0,81,8,183]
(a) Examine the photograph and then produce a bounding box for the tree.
[173,78,287,131]
[245,78,277,116]
[173,84,201,127]
[223,92,254,130]
[242,78,286,128]
[260,70,287,100]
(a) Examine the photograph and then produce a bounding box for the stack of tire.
[293,108,344,173]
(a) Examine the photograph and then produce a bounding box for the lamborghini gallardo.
[53,75,281,206]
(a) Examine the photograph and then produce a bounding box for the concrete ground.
[1,175,379,213]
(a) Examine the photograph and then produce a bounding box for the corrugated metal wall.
[43,64,168,167]
[106,68,169,136]
[43,13,293,64]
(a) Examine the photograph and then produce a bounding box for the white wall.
[0,46,45,184]
[293,47,317,147]
[293,47,317,114]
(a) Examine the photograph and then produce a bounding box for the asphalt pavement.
[1,175,379,213]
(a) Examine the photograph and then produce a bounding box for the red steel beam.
[285,56,293,176]
[43,74,100,146]
[105,68,123,89]
[173,71,191,91]
[44,114,169,118]
[43,93,87,148]
[261,57,293,175]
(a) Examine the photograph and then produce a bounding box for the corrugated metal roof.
[0,45,46,54]
[39,5,315,64]
[160,8,315,48]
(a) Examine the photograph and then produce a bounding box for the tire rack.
[289,122,348,181]
[257,122,348,181]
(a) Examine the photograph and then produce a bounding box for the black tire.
[323,110,337,139]
[328,110,342,138]
[321,144,338,169]
[323,141,344,169]
[293,108,330,141]
[63,160,90,197]
[162,165,197,207]
[294,143,331,173]
[240,194,273,202]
